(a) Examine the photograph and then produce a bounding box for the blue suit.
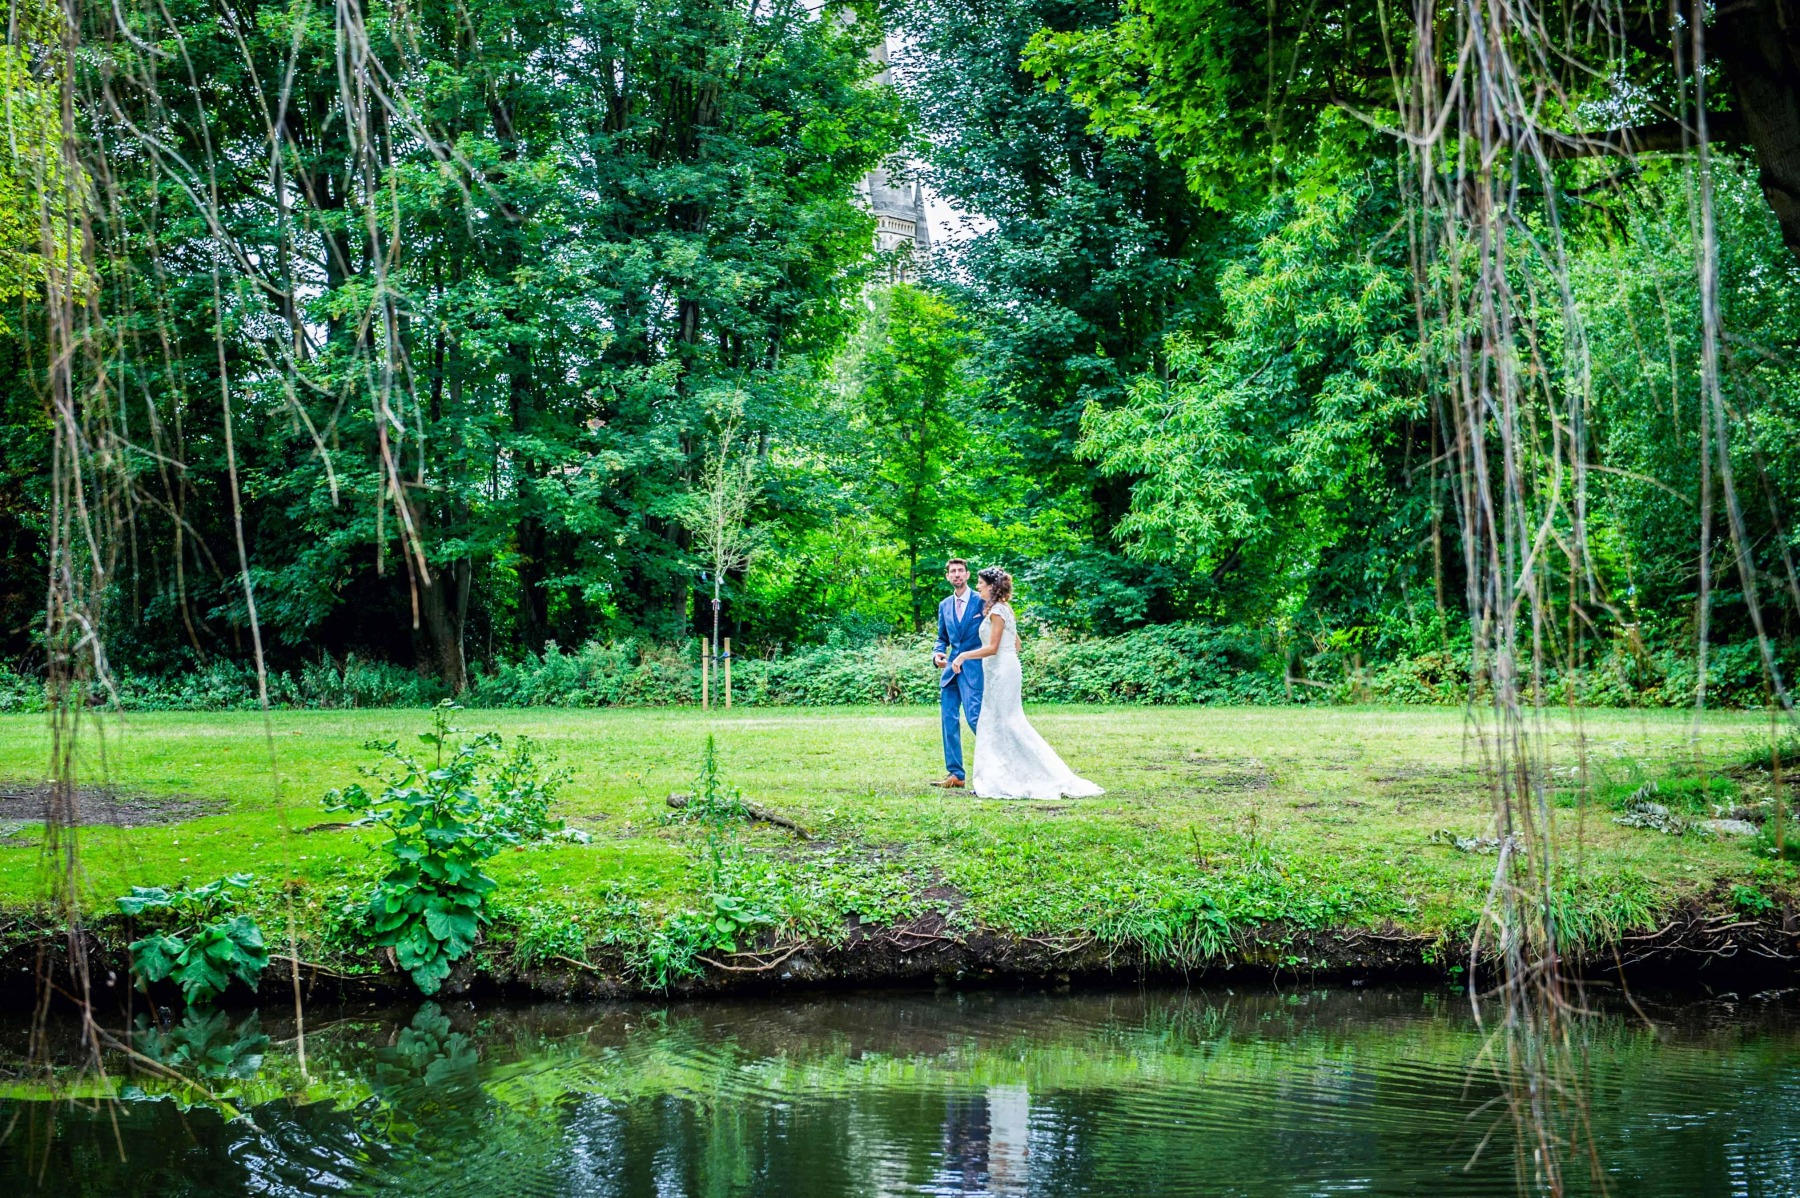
[935,589,988,780]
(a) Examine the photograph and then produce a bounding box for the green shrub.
[1731,883,1776,915]
[13,619,1794,711]
[0,665,45,713]
[325,702,575,993]
[117,874,269,1006]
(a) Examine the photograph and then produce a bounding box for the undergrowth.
[323,703,580,993]
[7,621,1793,711]
[117,874,270,1006]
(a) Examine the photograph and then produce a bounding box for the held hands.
[949,654,965,675]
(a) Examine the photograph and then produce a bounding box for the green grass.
[0,705,1790,986]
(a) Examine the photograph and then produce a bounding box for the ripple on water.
[2,988,1798,1197]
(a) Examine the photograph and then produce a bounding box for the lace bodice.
[989,602,1019,655]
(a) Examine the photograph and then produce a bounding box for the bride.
[949,567,1104,800]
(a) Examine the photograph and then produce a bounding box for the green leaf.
[424,906,478,946]
[409,958,451,995]
[128,932,184,985]
[226,914,266,952]
[176,955,232,1006]
[117,887,173,916]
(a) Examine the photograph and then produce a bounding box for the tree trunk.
[711,577,723,685]
[420,556,471,692]
[516,509,548,651]
[1716,0,1800,262]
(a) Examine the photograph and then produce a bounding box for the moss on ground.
[0,706,1792,991]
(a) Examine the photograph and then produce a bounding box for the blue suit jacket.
[935,591,989,689]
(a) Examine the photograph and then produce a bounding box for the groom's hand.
[933,652,948,669]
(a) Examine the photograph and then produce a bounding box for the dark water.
[2,986,1798,1196]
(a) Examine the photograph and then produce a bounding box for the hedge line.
[0,624,1789,712]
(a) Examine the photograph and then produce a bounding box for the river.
[2,985,1797,1195]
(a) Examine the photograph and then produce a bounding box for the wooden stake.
[724,637,732,709]
[700,636,709,710]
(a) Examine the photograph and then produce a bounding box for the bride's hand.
[949,655,964,674]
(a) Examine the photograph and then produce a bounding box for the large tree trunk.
[1716,0,1800,261]
[515,503,549,652]
[419,556,471,691]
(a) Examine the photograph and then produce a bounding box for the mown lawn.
[0,705,1788,982]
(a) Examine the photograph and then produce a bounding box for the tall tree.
[1079,151,1430,628]
[893,0,1220,621]
[1025,0,1800,262]
[0,0,901,679]
[840,284,970,631]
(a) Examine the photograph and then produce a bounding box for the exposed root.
[268,954,364,982]
[696,943,806,973]
[549,954,604,973]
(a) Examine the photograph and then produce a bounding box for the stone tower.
[859,36,930,279]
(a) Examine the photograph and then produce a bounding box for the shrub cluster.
[325,703,580,993]
[117,874,269,1006]
[0,654,447,713]
[3,621,1791,711]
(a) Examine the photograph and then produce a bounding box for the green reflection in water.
[2,987,1797,1196]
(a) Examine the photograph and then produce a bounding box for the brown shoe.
[932,774,966,788]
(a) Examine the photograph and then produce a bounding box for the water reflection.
[2,987,1798,1197]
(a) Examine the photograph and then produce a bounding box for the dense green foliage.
[891,0,1222,631]
[2,0,903,682]
[6,614,1789,711]
[4,0,1798,705]
[117,874,270,1005]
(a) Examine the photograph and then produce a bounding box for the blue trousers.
[940,665,983,780]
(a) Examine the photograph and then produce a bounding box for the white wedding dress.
[971,603,1105,799]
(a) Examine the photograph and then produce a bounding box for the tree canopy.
[1,0,1796,704]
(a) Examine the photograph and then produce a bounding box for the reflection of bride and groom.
[930,558,1103,800]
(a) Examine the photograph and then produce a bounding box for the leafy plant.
[633,740,788,986]
[667,735,750,828]
[116,874,269,1006]
[706,893,774,954]
[489,734,583,844]
[1731,883,1776,916]
[325,702,575,994]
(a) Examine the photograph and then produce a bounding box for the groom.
[931,558,985,788]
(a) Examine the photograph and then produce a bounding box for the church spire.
[858,30,930,279]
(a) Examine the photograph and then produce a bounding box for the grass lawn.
[0,705,1790,986]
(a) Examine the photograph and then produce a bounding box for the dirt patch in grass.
[1195,772,1273,793]
[0,783,226,831]
[1371,768,1483,803]
[1184,754,1275,793]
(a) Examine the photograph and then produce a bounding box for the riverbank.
[0,706,1794,1002]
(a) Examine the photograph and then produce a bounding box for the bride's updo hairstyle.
[977,566,1013,613]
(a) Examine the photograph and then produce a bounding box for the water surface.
[2,986,1797,1196]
